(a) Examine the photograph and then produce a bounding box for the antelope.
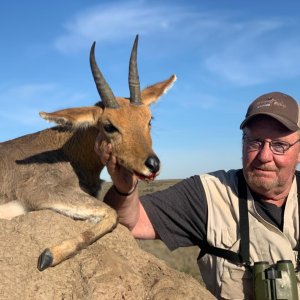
[0,35,176,271]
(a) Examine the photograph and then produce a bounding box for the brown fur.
[0,74,176,271]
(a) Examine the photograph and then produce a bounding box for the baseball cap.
[240,92,300,131]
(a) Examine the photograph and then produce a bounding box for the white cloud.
[204,19,300,86]
[54,2,185,53]
[55,3,300,86]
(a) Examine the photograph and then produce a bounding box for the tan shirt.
[198,170,300,299]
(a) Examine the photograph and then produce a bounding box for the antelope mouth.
[133,170,158,182]
[117,158,159,181]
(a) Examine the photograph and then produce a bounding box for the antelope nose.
[145,155,160,173]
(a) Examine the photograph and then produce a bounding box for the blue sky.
[1,0,300,180]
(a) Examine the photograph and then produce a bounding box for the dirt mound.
[0,210,215,299]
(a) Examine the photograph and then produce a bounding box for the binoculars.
[253,260,298,300]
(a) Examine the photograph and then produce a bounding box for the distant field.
[102,179,202,283]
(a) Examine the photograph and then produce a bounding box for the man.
[95,92,300,299]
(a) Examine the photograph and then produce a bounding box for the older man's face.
[242,116,300,200]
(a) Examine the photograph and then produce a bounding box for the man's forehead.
[246,115,292,131]
[244,115,297,139]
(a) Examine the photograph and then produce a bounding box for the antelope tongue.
[134,171,157,182]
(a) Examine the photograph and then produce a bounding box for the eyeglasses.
[243,136,300,155]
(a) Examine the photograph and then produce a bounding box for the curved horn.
[90,42,119,109]
[129,35,141,105]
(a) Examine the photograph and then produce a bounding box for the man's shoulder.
[199,169,241,199]
[200,169,241,183]
[200,169,241,209]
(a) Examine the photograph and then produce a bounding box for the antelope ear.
[141,75,176,106]
[39,106,103,128]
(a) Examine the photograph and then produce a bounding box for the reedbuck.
[0,35,176,271]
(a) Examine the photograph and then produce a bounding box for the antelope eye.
[103,123,118,133]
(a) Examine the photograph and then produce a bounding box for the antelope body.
[0,36,176,271]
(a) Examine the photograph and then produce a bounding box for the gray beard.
[246,172,280,192]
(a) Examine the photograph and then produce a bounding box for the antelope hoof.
[37,248,53,271]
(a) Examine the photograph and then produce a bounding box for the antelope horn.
[129,35,141,105]
[90,42,119,109]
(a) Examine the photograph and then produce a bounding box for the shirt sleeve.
[140,175,207,251]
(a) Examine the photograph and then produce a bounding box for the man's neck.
[250,187,290,207]
[261,198,286,207]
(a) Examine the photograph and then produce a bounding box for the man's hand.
[94,133,138,194]
[94,133,156,238]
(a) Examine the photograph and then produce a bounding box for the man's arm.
[103,185,158,239]
[95,139,158,239]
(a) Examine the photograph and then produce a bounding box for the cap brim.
[240,112,299,131]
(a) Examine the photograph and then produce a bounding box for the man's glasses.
[243,136,300,155]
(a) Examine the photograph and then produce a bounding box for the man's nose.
[257,141,273,162]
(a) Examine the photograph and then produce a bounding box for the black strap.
[199,240,243,265]
[237,170,251,267]
[295,171,300,271]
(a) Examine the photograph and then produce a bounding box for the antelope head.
[40,35,176,181]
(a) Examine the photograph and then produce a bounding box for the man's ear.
[39,106,103,128]
[141,75,176,106]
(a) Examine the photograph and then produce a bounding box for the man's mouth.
[254,166,277,172]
